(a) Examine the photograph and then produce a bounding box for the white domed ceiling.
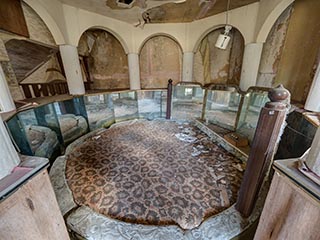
[58,0,259,25]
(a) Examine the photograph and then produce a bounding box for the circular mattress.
[65,120,244,230]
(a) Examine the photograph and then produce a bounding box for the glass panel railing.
[84,94,115,130]
[112,91,139,122]
[236,90,269,142]
[53,97,89,145]
[171,85,204,121]
[17,105,62,159]
[137,90,166,120]
[6,115,33,156]
[204,88,241,130]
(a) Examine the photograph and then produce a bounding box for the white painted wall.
[59,45,85,95]
[240,43,264,91]
[24,0,263,52]
[182,52,194,82]
[128,53,141,90]
[22,0,298,93]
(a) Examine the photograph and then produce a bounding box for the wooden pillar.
[166,79,173,119]
[236,85,290,217]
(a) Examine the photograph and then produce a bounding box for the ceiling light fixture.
[215,0,232,50]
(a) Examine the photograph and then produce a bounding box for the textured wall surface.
[22,3,56,46]
[78,30,129,90]
[140,36,182,89]
[274,0,320,103]
[193,28,244,86]
[0,2,59,100]
[257,6,292,88]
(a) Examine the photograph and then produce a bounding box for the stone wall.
[78,30,129,90]
[193,28,244,86]
[140,36,182,89]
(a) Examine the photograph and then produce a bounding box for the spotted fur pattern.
[65,120,244,229]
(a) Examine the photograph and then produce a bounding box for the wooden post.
[166,79,173,119]
[236,85,290,217]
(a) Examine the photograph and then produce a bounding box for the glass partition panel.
[17,105,62,159]
[84,94,115,130]
[236,90,269,142]
[53,97,89,144]
[137,90,166,120]
[171,85,204,121]
[204,88,241,129]
[6,115,33,156]
[112,91,139,122]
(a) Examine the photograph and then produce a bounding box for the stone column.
[0,118,20,179]
[239,43,264,91]
[0,64,16,112]
[182,52,194,82]
[306,127,320,176]
[59,45,85,95]
[305,62,320,112]
[127,53,141,90]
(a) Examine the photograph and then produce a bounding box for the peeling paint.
[257,6,292,88]
[140,36,182,88]
[193,28,244,86]
[78,30,130,90]
[274,0,320,103]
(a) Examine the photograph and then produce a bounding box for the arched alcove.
[193,27,245,86]
[256,5,293,88]
[23,0,65,44]
[257,0,320,103]
[139,35,182,89]
[78,29,130,90]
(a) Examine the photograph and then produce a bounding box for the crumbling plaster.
[255,0,295,43]
[22,0,297,56]
[24,0,261,53]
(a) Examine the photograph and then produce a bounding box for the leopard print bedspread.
[65,120,245,230]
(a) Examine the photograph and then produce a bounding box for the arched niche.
[139,35,182,89]
[257,0,320,103]
[78,29,130,90]
[23,0,65,44]
[256,5,293,88]
[193,27,245,86]
[256,0,295,43]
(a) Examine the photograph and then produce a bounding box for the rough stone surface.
[25,125,59,158]
[22,2,56,46]
[257,6,292,88]
[140,36,182,88]
[193,28,244,86]
[50,156,77,216]
[58,114,89,144]
[78,30,130,90]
